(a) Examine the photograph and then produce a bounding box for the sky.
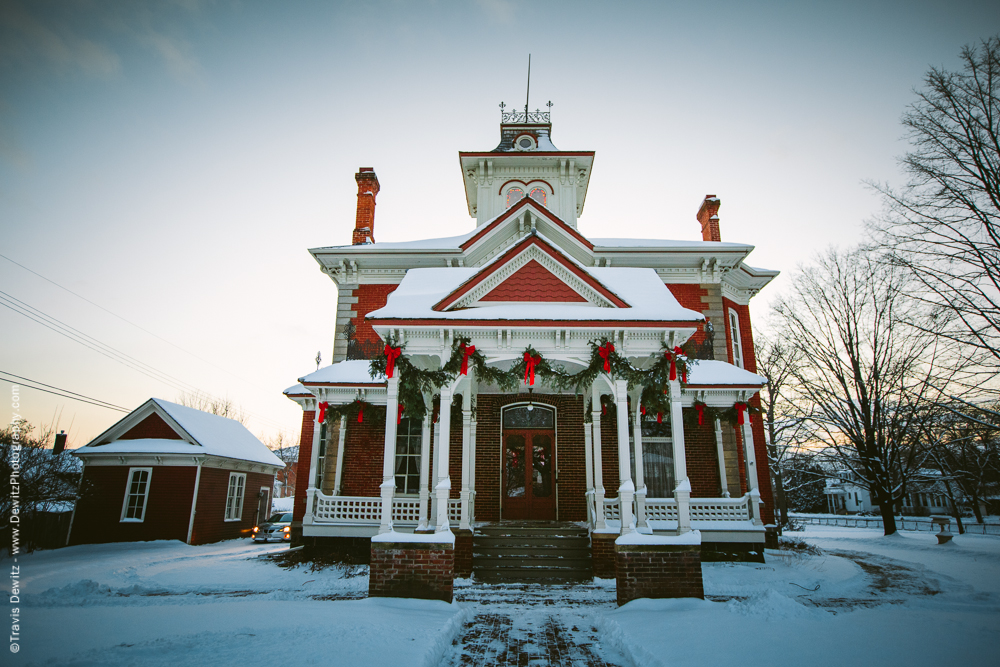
[1,0,997,448]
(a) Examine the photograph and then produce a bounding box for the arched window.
[728,308,744,369]
[506,187,525,209]
[528,187,547,206]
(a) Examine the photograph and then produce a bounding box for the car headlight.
[252,526,259,533]
[283,526,290,532]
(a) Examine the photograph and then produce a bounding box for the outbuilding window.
[225,472,246,521]
[121,467,152,522]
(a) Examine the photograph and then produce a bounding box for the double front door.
[502,429,556,520]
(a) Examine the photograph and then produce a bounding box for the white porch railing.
[312,492,460,526]
[603,493,754,524]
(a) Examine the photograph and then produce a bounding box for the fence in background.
[790,513,1000,536]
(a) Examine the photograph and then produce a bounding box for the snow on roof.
[299,360,385,384]
[76,399,283,468]
[367,266,704,323]
[590,238,751,250]
[686,360,766,386]
[283,383,312,396]
[312,230,476,252]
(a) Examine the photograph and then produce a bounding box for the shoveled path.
[444,579,625,667]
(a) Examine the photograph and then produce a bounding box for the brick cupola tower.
[696,195,721,242]
[352,167,380,245]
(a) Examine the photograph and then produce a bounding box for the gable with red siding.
[480,260,587,302]
[117,413,183,441]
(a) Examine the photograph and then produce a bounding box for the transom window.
[502,405,554,429]
[394,418,422,495]
[506,187,525,209]
[121,467,152,522]
[225,472,246,521]
[528,187,547,206]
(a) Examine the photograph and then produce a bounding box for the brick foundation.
[369,540,454,603]
[615,543,704,605]
[592,531,618,578]
[454,530,473,578]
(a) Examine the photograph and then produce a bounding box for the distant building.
[69,398,283,545]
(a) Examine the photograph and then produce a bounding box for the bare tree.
[868,36,1000,385]
[177,392,249,426]
[773,247,948,535]
[755,331,809,530]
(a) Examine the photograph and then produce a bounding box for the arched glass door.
[502,406,556,520]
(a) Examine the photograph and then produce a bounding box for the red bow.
[357,402,364,423]
[384,345,402,378]
[317,401,328,424]
[695,402,705,426]
[602,403,607,416]
[397,404,405,424]
[460,344,476,376]
[598,342,615,373]
[524,352,541,386]
[640,405,646,416]
[735,402,747,425]
[667,346,684,382]
[656,412,663,424]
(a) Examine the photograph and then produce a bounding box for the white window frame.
[728,308,744,369]
[224,472,246,522]
[394,418,422,496]
[121,467,152,522]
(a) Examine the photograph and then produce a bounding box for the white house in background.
[824,470,875,514]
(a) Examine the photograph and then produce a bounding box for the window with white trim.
[394,418,421,495]
[225,472,246,521]
[729,308,744,369]
[121,467,152,522]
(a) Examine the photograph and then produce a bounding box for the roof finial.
[524,54,531,120]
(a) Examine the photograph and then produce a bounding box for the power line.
[0,371,130,413]
[0,252,266,390]
[0,293,290,432]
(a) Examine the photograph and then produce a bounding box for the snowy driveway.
[7,526,1000,666]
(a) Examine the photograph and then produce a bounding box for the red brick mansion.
[285,107,777,603]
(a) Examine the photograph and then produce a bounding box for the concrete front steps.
[472,521,593,584]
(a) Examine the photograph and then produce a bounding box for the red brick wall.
[293,410,315,523]
[616,545,704,604]
[339,414,387,497]
[474,394,586,522]
[480,260,587,302]
[70,465,195,545]
[598,409,621,495]
[354,284,397,344]
[190,467,275,545]
[117,413,182,441]
[683,414,723,497]
[592,532,617,578]
[454,530,473,577]
[369,541,454,603]
[666,284,709,346]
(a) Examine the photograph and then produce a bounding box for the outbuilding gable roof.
[75,398,283,468]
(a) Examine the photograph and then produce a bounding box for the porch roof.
[685,360,765,387]
[297,360,385,386]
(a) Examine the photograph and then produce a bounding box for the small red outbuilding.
[69,398,284,546]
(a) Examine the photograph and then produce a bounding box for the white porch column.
[430,418,441,525]
[333,416,347,495]
[714,418,729,498]
[470,411,478,524]
[435,386,454,531]
[459,383,473,531]
[379,376,400,534]
[741,417,763,525]
[591,385,607,530]
[669,379,691,533]
[304,397,321,525]
[583,420,594,527]
[632,393,648,529]
[417,412,432,531]
[614,379,635,535]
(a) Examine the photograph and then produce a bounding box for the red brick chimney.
[696,195,721,242]
[352,168,380,245]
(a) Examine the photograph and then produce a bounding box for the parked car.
[252,512,292,542]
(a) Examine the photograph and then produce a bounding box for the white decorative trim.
[449,244,618,310]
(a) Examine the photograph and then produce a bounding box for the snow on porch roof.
[685,360,766,387]
[367,266,704,324]
[298,360,385,385]
[76,399,283,467]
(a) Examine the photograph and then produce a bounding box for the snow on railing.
[312,493,462,525]
[603,495,752,523]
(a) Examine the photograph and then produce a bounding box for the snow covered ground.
[7,525,1000,666]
